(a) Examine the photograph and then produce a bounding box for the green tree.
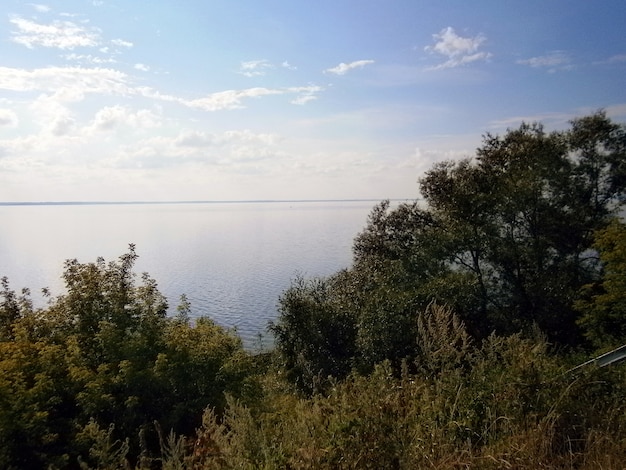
[270,276,357,394]
[416,113,624,344]
[576,219,626,349]
[273,112,626,392]
[0,318,76,468]
[0,246,254,468]
[154,315,253,436]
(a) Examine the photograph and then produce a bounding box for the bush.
[190,305,626,469]
[0,247,256,468]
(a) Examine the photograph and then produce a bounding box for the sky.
[0,0,625,202]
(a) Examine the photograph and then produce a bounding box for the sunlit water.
[0,201,380,348]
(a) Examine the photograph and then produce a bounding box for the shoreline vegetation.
[2,112,626,468]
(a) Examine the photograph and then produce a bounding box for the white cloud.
[0,109,19,128]
[324,60,375,75]
[134,63,150,72]
[218,129,278,145]
[109,129,281,169]
[424,27,491,70]
[282,61,297,70]
[0,66,131,96]
[182,85,323,111]
[173,129,277,148]
[238,60,272,77]
[173,130,213,148]
[605,54,626,64]
[88,105,162,132]
[0,65,322,115]
[516,51,572,72]
[9,16,101,49]
[291,85,322,105]
[31,4,51,13]
[605,103,626,119]
[286,85,324,106]
[91,106,121,131]
[132,84,323,111]
[291,94,317,105]
[186,88,282,110]
[111,38,133,48]
[609,54,626,63]
[64,53,116,64]
[49,115,75,136]
[28,91,78,137]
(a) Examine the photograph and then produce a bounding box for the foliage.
[417,112,625,344]
[186,305,626,469]
[270,276,357,395]
[576,219,626,349]
[272,112,626,394]
[0,246,254,468]
[45,306,626,469]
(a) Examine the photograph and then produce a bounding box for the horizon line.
[0,198,416,207]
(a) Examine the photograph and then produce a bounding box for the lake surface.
[0,201,380,348]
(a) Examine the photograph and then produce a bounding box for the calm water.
[0,201,378,348]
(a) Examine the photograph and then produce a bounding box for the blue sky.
[1,0,625,202]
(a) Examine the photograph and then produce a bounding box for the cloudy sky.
[1,0,625,202]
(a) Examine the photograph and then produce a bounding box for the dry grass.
[172,306,626,470]
[81,305,626,469]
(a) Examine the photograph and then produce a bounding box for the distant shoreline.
[0,198,413,207]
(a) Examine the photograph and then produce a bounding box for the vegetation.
[576,219,626,348]
[1,112,626,468]
[192,305,626,469]
[0,246,256,468]
[271,111,626,392]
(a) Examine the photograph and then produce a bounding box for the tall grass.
[82,305,626,469]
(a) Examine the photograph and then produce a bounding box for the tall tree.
[418,114,625,344]
[274,112,626,392]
